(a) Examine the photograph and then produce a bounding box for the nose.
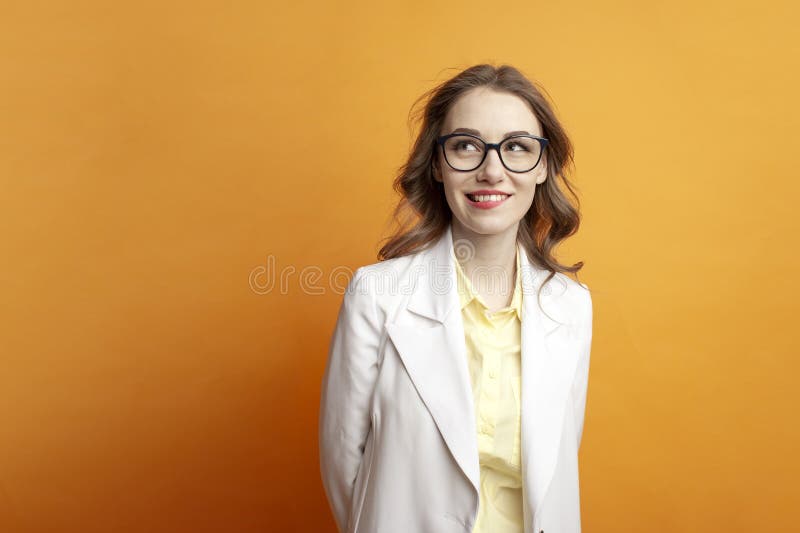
[477,148,505,183]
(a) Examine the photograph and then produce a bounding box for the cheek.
[442,178,464,207]
[514,184,538,211]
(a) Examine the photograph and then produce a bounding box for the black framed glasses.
[436,133,549,173]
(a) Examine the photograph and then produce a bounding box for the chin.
[459,217,515,236]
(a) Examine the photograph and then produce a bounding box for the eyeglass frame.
[435,132,549,173]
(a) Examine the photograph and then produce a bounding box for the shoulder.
[342,253,424,315]
[552,271,591,299]
[356,253,418,280]
[348,251,425,293]
[545,271,592,323]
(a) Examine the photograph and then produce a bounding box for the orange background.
[2,1,799,532]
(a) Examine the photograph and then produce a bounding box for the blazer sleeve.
[571,285,594,450]
[318,267,381,533]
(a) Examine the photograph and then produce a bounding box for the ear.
[432,160,443,183]
[535,160,548,185]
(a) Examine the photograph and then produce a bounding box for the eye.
[455,140,480,152]
[504,141,530,152]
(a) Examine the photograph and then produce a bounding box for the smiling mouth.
[465,193,511,202]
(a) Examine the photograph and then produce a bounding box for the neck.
[450,219,518,286]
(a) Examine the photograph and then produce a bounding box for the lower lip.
[465,194,511,209]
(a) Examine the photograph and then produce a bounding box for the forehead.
[442,87,542,138]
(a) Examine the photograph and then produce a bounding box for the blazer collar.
[406,221,564,334]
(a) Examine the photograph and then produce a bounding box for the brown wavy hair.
[378,63,586,297]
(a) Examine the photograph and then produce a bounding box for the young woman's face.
[434,87,547,239]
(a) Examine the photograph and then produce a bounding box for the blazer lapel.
[519,243,583,523]
[385,222,582,522]
[385,223,481,494]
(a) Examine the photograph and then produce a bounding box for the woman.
[319,64,593,533]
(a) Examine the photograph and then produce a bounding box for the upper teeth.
[469,194,508,202]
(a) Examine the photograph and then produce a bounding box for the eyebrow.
[450,127,534,137]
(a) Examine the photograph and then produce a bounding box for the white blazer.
[319,222,593,533]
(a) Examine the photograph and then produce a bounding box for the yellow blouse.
[455,246,524,533]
